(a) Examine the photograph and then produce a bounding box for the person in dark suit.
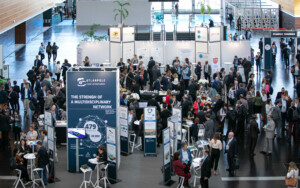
[27,67,36,91]
[21,78,31,93]
[8,87,18,111]
[0,113,10,150]
[34,55,43,70]
[147,57,155,87]
[117,58,125,73]
[208,19,214,27]
[34,141,48,185]
[196,109,206,124]
[153,76,162,91]
[172,152,191,187]
[35,76,42,93]
[4,78,11,93]
[13,80,20,111]
[160,104,170,130]
[147,94,161,113]
[225,132,238,176]
[38,85,47,111]
[275,88,285,102]
[200,148,211,188]
[188,80,199,102]
[249,115,260,157]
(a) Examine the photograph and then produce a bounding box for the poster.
[172,108,182,151]
[45,110,52,127]
[122,27,135,42]
[110,27,121,42]
[163,127,171,184]
[106,126,117,181]
[144,107,156,156]
[195,27,208,42]
[209,42,221,74]
[77,47,82,66]
[167,120,176,155]
[120,106,129,154]
[67,71,117,172]
[209,27,221,42]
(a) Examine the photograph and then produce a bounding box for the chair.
[175,175,185,188]
[192,166,201,187]
[129,132,136,153]
[12,169,25,188]
[100,164,110,188]
[80,167,94,188]
[32,168,45,188]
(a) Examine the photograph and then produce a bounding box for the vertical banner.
[168,120,176,155]
[210,42,221,73]
[120,106,129,155]
[144,107,157,156]
[209,27,221,42]
[172,108,182,151]
[44,110,52,132]
[264,38,271,70]
[77,47,82,66]
[47,125,55,182]
[106,126,117,181]
[110,27,121,42]
[67,71,117,172]
[163,128,171,184]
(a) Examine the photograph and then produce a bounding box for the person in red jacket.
[173,152,191,187]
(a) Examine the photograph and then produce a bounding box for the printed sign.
[120,106,129,154]
[209,27,221,42]
[144,107,157,156]
[110,27,121,42]
[123,27,135,42]
[195,27,208,42]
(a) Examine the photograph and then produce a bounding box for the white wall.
[77,1,151,26]
[221,41,251,66]
[79,41,110,65]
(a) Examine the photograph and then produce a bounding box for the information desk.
[55,120,67,144]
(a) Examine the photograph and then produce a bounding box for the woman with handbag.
[286,161,299,188]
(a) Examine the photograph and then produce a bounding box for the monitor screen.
[139,102,148,108]
[68,128,86,139]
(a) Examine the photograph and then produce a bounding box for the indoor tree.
[113,0,130,26]
[82,24,107,41]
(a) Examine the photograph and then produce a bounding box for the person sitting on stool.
[173,151,191,187]
[96,145,107,178]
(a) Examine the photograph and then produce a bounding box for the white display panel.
[110,27,121,42]
[221,41,251,68]
[195,27,208,42]
[196,42,208,54]
[123,27,135,42]
[79,41,110,66]
[122,42,135,62]
[164,41,195,66]
[209,27,221,42]
[110,42,121,67]
[196,53,210,65]
[210,42,221,73]
[135,41,164,66]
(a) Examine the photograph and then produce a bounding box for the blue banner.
[67,71,117,172]
[264,38,271,70]
[120,106,129,155]
[163,128,171,184]
[144,107,157,156]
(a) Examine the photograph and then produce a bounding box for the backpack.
[269,86,273,95]
[187,69,191,77]
[10,157,16,170]
[29,100,36,111]
[293,108,299,121]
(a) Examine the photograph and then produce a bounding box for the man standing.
[204,114,216,140]
[287,102,298,141]
[0,113,10,151]
[249,115,260,157]
[209,19,214,27]
[8,87,18,111]
[272,101,282,139]
[203,61,211,83]
[0,85,8,109]
[21,83,31,118]
[236,100,247,138]
[259,38,263,55]
[153,76,162,91]
[147,57,155,87]
[27,67,36,91]
[34,55,43,70]
[225,132,237,176]
[41,130,48,150]
[52,42,59,62]
[182,65,190,89]
[39,43,45,61]
[279,95,289,136]
[260,115,275,156]
[271,44,277,67]
[34,141,48,185]
[243,58,252,84]
[200,148,211,188]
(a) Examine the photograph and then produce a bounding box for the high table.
[27,141,37,153]
[24,153,37,187]
[183,120,193,146]
[88,158,105,188]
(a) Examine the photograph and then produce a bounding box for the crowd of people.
[0,36,299,187]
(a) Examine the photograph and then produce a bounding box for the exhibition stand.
[144,107,157,157]
[66,67,120,183]
[77,26,251,72]
[120,106,129,155]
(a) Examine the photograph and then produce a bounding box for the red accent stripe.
[241,28,287,30]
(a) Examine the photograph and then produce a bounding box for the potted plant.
[82,24,108,41]
[113,0,130,27]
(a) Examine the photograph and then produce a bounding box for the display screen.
[68,128,86,139]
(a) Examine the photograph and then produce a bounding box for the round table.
[88,158,105,188]
[24,153,36,187]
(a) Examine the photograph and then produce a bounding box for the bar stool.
[33,168,45,188]
[80,167,94,188]
[176,175,185,188]
[12,169,25,188]
[182,129,187,143]
[129,132,136,153]
[192,166,201,187]
[100,164,110,188]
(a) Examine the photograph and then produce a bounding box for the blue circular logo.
[199,54,203,58]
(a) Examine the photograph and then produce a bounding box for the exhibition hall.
[0,0,300,188]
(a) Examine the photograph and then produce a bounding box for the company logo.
[213,58,218,64]
[77,78,86,87]
[112,31,119,37]
[265,44,271,50]
[77,78,106,87]
[197,30,201,39]
[147,108,153,113]
[199,54,203,58]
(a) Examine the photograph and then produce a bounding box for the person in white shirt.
[208,133,222,175]
[39,42,45,61]
[286,161,299,188]
[55,61,62,81]
[27,125,38,141]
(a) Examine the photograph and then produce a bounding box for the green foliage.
[113,0,130,23]
[82,24,108,41]
[200,3,205,14]
[207,5,211,14]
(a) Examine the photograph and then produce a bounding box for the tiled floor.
[0,20,299,188]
